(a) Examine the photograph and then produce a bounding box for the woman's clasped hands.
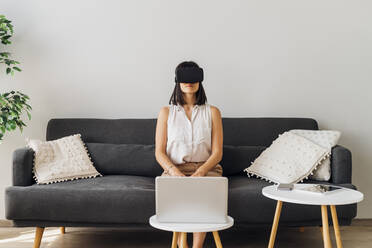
[167,165,208,177]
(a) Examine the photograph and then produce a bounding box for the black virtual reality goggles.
[175,67,204,83]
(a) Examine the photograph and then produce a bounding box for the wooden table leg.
[213,231,223,248]
[321,205,332,248]
[330,205,343,248]
[172,232,179,248]
[180,232,187,248]
[268,200,283,248]
[60,227,65,234]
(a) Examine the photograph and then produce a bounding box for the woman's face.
[180,82,199,94]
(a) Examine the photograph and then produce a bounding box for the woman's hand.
[190,167,208,177]
[168,166,186,177]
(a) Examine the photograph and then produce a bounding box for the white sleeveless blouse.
[166,103,212,164]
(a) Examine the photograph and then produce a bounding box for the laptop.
[155,176,228,223]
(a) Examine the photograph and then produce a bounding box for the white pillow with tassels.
[26,133,102,184]
[244,131,330,184]
[289,129,341,181]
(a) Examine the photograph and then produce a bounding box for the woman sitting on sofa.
[155,60,224,248]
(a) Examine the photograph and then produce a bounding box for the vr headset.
[175,67,204,83]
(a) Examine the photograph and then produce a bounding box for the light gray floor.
[0,220,372,247]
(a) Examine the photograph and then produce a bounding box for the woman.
[155,61,223,248]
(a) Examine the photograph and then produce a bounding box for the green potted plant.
[0,15,32,143]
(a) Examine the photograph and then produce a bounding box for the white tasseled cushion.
[26,133,102,184]
[289,129,341,181]
[244,131,331,184]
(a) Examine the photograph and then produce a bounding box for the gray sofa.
[5,118,356,243]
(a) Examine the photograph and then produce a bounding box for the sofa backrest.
[46,117,318,176]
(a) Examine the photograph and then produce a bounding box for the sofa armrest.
[330,145,352,184]
[12,147,35,186]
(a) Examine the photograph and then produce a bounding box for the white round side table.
[149,215,234,248]
[262,183,364,248]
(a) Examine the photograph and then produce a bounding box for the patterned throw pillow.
[289,129,341,181]
[26,134,102,184]
[244,131,331,184]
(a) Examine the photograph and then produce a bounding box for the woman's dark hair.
[169,61,207,106]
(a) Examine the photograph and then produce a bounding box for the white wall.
[1,0,371,219]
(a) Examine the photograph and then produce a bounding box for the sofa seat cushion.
[228,176,357,223]
[6,175,358,225]
[5,175,156,224]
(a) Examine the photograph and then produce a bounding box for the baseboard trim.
[0,219,13,227]
[351,218,372,226]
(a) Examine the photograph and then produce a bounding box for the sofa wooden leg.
[33,227,44,248]
[60,227,65,234]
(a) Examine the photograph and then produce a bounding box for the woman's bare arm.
[192,105,223,175]
[155,106,184,176]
